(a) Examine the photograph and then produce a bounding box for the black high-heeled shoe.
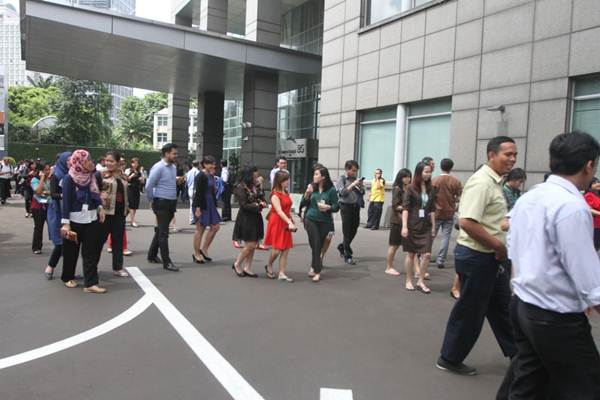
[192,254,205,264]
[199,250,212,262]
[232,264,244,277]
[243,270,258,278]
[264,265,275,279]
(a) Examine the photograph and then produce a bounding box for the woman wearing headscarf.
[44,152,71,280]
[60,149,107,293]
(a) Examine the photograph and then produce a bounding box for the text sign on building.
[279,138,307,158]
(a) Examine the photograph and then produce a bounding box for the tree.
[27,75,56,88]
[7,86,60,142]
[113,92,168,148]
[51,78,113,145]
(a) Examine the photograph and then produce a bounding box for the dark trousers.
[366,201,384,229]
[148,199,177,265]
[221,183,232,221]
[440,244,516,364]
[62,221,101,288]
[304,218,330,274]
[0,178,10,201]
[23,187,32,213]
[48,245,62,268]
[498,296,600,400]
[101,214,125,271]
[31,208,47,251]
[340,204,360,257]
[594,229,600,251]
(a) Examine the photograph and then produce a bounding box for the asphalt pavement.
[1,198,597,400]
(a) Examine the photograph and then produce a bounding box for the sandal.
[113,269,129,278]
[312,274,320,283]
[64,280,78,288]
[264,265,276,279]
[278,274,294,283]
[385,268,400,276]
[405,282,415,291]
[416,282,431,294]
[308,268,316,277]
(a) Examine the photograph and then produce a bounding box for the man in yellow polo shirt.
[366,169,386,230]
[436,136,518,377]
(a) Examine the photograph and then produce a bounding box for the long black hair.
[393,168,412,188]
[412,162,432,193]
[315,165,333,191]
[238,165,258,187]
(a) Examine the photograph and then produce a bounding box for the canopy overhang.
[19,0,322,96]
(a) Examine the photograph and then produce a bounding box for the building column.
[168,94,190,164]
[245,0,281,46]
[198,91,225,162]
[199,0,228,34]
[241,70,279,176]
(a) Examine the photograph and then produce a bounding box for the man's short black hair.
[344,160,359,170]
[440,158,454,172]
[161,143,178,156]
[506,167,526,182]
[276,155,287,163]
[221,160,228,167]
[549,131,600,175]
[192,160,200,168]
[487,136,515,154]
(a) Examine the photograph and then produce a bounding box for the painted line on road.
[127,267,266,400]
[320,388,354,400]
[0,295,153,370]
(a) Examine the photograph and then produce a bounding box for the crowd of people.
[2,128,600,398]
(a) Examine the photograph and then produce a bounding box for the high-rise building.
[0,1,27,87]
[75,0,136,122]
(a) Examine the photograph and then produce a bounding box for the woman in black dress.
[385,168,412,276]
[126,158,142,227]
[401,162,436,293]
[231,166,266,277]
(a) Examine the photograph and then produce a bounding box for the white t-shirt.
[0,162,13,179]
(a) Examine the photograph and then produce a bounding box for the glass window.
[367,0,433,25]
[157,116,168,127]
[359,108,396,182]
[157,132,168,143]
[406,99,451,175]
[572,77,600,176]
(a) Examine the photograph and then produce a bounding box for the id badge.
[82,204,89,212]
[418,209,425,218]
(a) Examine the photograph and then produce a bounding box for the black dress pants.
[366,201,383,229]
[62,221,101,288]
[0,178,10,202]
[340,204,360,257]
[31,208,47,251]
[304,218,330,274]
[101,214,125,271]
[148,199,177,265]
[499,296,600,400]
[440,244,516,364]
[221,183,232,221]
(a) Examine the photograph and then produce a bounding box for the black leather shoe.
[192,254,205,264]
[435,357,477,376]
[337,243,345,258]
[163,262,180,272]
[147,256,163,264]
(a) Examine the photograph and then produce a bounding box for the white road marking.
[0,295,153,370]
[320,388,354,400]
[127,267,266,400]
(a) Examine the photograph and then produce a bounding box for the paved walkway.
[0,198,597,400]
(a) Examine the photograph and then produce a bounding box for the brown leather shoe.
[83,285,107,294]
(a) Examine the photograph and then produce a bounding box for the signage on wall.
[279,138,307,158]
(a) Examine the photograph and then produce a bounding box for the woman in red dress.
[264,170,296,282]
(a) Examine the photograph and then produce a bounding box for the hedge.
[7,142,162,169]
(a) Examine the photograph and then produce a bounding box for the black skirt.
[389,222,403,246]
[232,209,264,242]
[128,185,140,210]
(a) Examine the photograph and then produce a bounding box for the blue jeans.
[440,244,516,364]
[435,218,454,265]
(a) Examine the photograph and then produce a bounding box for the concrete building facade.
[0,1,27,87]
[319,0,600,184]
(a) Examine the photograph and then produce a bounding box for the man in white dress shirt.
[499,131,600,399]
[185,160,200,224]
